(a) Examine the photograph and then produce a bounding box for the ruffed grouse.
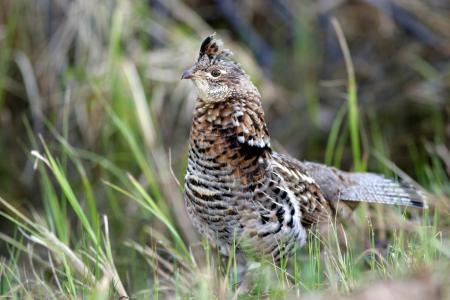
[182,35,425,261]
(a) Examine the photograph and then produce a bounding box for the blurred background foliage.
[0,0,449,297]
[1,0,449,198]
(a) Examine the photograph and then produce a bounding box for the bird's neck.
[188,95,271,184]
[191,93,271,147]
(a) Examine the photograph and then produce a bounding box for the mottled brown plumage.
[182,35,426,260]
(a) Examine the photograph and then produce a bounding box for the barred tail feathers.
[302,161,427,209]
[339,173,426,208]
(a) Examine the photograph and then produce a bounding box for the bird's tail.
[303,162,427,209]
[339,172,427,208]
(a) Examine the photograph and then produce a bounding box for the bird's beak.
[181,68,194,80]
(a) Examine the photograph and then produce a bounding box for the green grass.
[0,70,448,299]
[331,18,363,172]
[0,0,449,299]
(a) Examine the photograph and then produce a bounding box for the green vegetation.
[0,0,449,299]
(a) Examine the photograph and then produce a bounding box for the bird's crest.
[198,34,233,64]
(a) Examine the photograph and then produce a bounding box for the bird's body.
[183,35,425,260]
[185,96,329,259]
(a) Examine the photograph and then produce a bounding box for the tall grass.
[331,18,362,172]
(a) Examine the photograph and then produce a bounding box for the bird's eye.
[210,69,221,77]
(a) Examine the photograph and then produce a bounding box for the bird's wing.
[272,153,331,227]
[302,161,426,208]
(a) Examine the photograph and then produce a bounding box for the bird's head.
[181,35,253,103]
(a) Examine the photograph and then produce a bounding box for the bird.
[181,34,426,262]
